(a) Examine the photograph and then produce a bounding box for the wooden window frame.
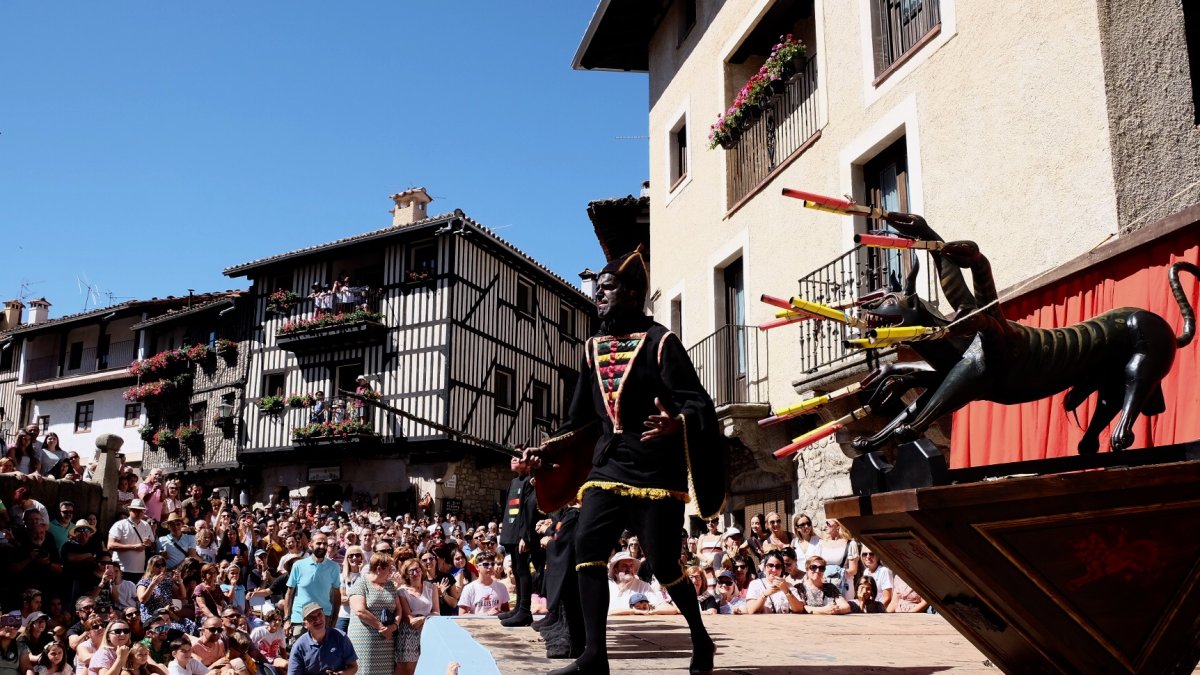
[531,381,552,425]
[262,372,286,399]
[493,366,517,414]
[74,400,94,433]
[670,120,689,191]
[124,403,141,428]
[871,0,941,82]
[515,278,535,319]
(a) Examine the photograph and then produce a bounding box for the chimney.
[1,300,22,331]
[579,268,598,298]
[390,188,433,227]
[27,298,51,325]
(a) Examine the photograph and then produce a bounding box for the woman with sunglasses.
[72,617,105,674]
[137,556,180,624]
[348,553,404,675]
[396,558,436,675]
[859,546,894,607]
[337,545,366,633]
[730,554,756,598]
[744,551,804,614]
[86,621,134,675]
[761,512,792,553]
[813,519,859,596]
[790,514,821,558]
[797,556,851,615]
[685,565,719,615]
[420,552,456,617]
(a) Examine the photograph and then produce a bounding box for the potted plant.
[258,394,285,414]
[175,425,202,447]
[152,428,176,449]
[138,423,157,443]
[215,339,239,360]
[266,289,300,314]
[286,393,313,408]
[707,34,806,150]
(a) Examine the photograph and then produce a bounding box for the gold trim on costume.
[591,332,649,433]
[577,481,690,503]
[541,419,598,447]
[660,568,689,588]
[680,414,727,521]
[576,561,607,571]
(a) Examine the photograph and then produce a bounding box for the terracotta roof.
[224,211,592,303]
[6,293,233,335]
[130,294,242,330]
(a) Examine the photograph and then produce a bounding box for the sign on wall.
[308,465,341,482]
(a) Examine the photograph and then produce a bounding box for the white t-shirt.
[458,579,509,615]
[746,578,801,614]
[863,564,894,602]
[607,579,666,614]
[167,658,208,675]
[108,517,154,574]
[250,624,287,662]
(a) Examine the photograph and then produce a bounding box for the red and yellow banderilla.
[844,325,948,349]
[758,381,863,428]
[854,233,945,251]
[773,405,872,459]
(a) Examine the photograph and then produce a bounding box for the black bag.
[380,607,396,626]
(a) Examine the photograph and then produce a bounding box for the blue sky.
[0,2,648,317]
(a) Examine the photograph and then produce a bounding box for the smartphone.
[231,545,240,555]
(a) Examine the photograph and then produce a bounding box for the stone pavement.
[459,614,997,674]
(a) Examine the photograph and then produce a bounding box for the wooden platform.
[827,457,1200,675]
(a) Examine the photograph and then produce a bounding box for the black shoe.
[531,612,556,630]
[500,609,533,627]
[497,609,516,620]
[547,659,609,675]
[689,639,716,674]
[546,645,572,659]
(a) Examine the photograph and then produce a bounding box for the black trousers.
[511,545,545,611]
[573,488,687,585]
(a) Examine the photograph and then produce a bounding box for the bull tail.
[1169,261,1200,347]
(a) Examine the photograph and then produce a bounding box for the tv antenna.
[17,279,44,303]
[76,274,105,311]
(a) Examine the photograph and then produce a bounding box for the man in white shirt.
[457,558,510,615]
[605,552,673,615]
[107,499,155,582]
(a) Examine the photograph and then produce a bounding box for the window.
[670,296,683,342]
[871,0,941,79]
[679,0,697,44]
[263,372,286,399]
[559,303,572,337]
[96,334,111,370]
[37,415,49,434]
[408,241,437,281]
[335,362,364,398]
[863,137,912,292]
[493,366,516,412]
[531,382,551,424]
[124,404,141,427]
[74,401,94,433]
[190,402,208,429]
[670,119,688,189]
[67,342,84,371]
[516,278,535,317]
[560,369,579,416]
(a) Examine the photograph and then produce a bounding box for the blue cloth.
[286,628,357,675]
[286,557,341,623]
[157,533,197,569]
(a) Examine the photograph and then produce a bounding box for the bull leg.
[1078,388,1121,455]
[1111,314,1178,451]
[852,389,936,453]
[893,334,989,441]
[1111,355,1166,451]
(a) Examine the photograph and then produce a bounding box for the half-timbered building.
[223,189,595,518]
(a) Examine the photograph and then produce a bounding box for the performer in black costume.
[528,248,726,675]
[499,455,542,627]
[534,501,583,659]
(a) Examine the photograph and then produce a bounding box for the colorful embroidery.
[591,332,648,433]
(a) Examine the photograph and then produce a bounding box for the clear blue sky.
[0,2,648,318]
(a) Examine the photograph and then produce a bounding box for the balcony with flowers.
[274,291,387,355]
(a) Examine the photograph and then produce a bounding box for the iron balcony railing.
[794,245,937,378]
[726,55,820,206]
[687,324,769,408]
[22,339,137,383]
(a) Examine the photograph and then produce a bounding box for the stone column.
[93,433,124,526]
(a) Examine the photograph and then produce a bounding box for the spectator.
[686,565,718,614]
[161,481,185,523]
[247,549,275,614]
[121,606,146,641]
[66,597,98,651]
[157,514,198,571]
[352,376,370,422]
[62,520,100,603]
[336,546,365,633]
[605,552,669,616]
[193,528,217,564]
[0,615,26,673]
[7,431,38,476]
[310,391,328,424]
[13,514,63,605]
[888,576,929,613]
[141,613,173,665]
[347,553,401,675]
[791,514,821,558]
[624,536,653,584]
[860,546,893,607]
[396,558,435,674]
[117,473,138,509]
[17,611,52,669]
[108,500,155,582]
[137,470,167,526]
[30,639,70,675]
[780,547,802,585]
[166,638,205,675]
[193,564,227,620]
[284,532,341,645]
[730,555,756,598]
[277,534,304,574]
[713,570,745,615]
[189,618,226,667]
[136,556,182,625]
[695,518,723,568]
[73,617,105,673]
[87,619,135,675]
[124,642,167,675]
[37,433,68,478]
[421,551,456,616]
[747,514,768,560]
[249,609,287,666]
[798,556,851,615]
[457,556,508,616]
[851,576,887,613]
[286,602,358,675]
[10,488,50,527]
[181,486,212,527]
[745,552,804,614]
[762,512,791,552]
[48,501,74,553]
[814,518,858,596]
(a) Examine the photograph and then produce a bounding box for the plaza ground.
[428,613,997,674]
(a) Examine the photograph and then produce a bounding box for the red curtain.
[950,225,1200,468]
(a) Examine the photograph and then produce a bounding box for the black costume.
[500,473,542,622]
[542,248,725,674]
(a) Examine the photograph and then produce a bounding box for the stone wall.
[3,476,104,528]
[439,453,513,524]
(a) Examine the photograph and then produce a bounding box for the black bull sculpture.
[848,213,1198,456]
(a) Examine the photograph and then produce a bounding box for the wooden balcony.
[274,294,387,355]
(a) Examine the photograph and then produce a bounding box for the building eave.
[572,0,669,73]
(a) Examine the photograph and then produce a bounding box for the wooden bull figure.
[852,213,1198,456]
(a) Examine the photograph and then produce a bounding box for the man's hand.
[518,539,527,554]
[520,446,551,470]
[640,398,681,442]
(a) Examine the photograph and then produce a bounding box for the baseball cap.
[300,602,325,619]
[628,593,649,607]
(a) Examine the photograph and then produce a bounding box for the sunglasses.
[861,552,876,557]
[203,627,224,633]
[734,565,748,570]
[347,554,363,559]
[808,565,827,572]
[797,522,812,528]
[420,557,435,563]
[768,520,781,525]
[478,562,495,568]
[763,563,782,569]
[407,569,421,575]
[717,579,735,586]
[110,628,131,635]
